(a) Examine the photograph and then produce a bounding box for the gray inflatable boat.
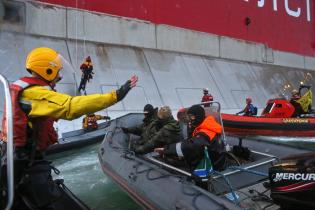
[98,108,312,210]
[47,121,111,155]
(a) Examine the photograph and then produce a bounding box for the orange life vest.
[87,116,98,129]
[1,77,58,151]
[192,116,222,141]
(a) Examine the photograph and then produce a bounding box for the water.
[48,143,142,210]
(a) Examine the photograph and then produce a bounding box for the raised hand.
[116,75,139,101]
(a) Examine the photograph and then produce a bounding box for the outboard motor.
[269,152,315,210]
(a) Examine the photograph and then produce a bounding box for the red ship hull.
[37,0,315,57]
[222,113,315,138]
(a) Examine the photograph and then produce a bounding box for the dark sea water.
[49,143,142,210]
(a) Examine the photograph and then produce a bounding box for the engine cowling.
[269,152,315,210]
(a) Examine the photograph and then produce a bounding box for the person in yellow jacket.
[0,47,138,210]
[82,113,110,131]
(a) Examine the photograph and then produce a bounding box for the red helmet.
[177,107,187,122]
[246,97,252,103]
[177,107,186,113]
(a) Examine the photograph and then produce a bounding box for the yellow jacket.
[82,115,105,129]
[21,86,117,120]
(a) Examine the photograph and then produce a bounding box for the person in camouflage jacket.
[134,106,180,154]
[122,104,158,145]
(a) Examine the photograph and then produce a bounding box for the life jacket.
[245,103,257,116]
[202,94,213,102]
[80,61,93,71]
[84,115,98,129]
[192,116,225,171]
[1,77,58,151]
[192,116,222,141]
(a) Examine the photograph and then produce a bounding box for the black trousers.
[0,146,90,210]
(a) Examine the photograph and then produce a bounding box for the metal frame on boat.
[0,73,14,210]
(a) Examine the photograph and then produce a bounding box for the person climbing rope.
[78,56,94,94]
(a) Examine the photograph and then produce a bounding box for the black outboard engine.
[269,152,315,210]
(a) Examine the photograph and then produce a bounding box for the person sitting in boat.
[236,97,257,116]
[176,107,190,140]
[155,105,226,172]
[177,107,189,123]
[290,89,303,117]
[201,88,213,107]
[78,56,94,94]
[133,106,181,155]
[121,104,158,145]
[82,113,110,132]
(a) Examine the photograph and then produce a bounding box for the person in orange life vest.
[82,113,110,131]
[0,47,138,210]
[236,97,255,116]
[78,56,94,93]
[155,105,226,171]
[201,88,213,107]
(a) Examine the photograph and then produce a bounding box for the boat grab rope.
[211,170,240,206]
[105,128,134,155]
[146,168,170,180]
[208,169,270,209]
[131,161,171,181]
[227,166,268,177]
[128,151,243,209]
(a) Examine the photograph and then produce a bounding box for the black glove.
[134,146,145,155]
[116,80,132,101]
[121,127,129,133]
[103,116,111,120]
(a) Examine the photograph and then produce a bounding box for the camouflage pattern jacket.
[127,116,158,145]
[134,117,180,154]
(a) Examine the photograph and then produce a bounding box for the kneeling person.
[82,113,110,132]
[134,106,180,155]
